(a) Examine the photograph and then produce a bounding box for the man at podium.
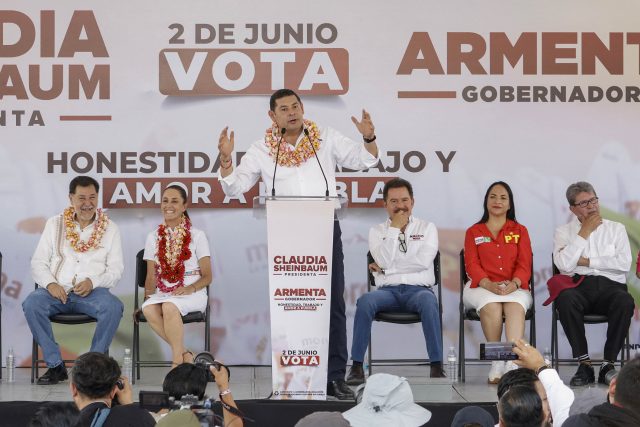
[217,89,380,399]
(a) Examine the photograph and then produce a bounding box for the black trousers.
[555,275,634,361]
[328,220,348,382]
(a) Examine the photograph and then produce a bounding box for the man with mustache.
[346,178,444,385]
[24,176,124,385]
[217,89,379,400]
[553,181,634,387]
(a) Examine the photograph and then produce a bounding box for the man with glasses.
[346,178,444,385]
[553,181,633,387]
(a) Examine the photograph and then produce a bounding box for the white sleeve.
[218,143,263,197]
[143,231,157,261]
[552,224,586,274]
[369,224,400,271]
[31,217,58,288]
[329,127,378,171]
[194,230,211,260]
[538,369,574,427]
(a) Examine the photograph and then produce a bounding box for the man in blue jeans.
[346,178,444,384]
[24,176,124,385]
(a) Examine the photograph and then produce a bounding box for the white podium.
[253,195,347,400]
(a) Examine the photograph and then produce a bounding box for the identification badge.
[475,236,491,245]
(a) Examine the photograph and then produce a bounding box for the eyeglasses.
[398,232,407,253]
[573,197,599,208]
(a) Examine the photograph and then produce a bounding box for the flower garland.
[265,119,322,167]
[155,215,192,293]
[63,207,109,253]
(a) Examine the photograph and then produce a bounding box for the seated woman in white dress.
[463,181,533,384]
[142,185,212,366]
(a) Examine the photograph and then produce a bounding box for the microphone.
[271,127,286,197]
[304,128,329,197]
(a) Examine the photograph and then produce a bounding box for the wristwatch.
[536,364,551,376]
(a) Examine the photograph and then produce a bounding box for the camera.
[480,342,518,360]
[194,351,231,383]
[139,391,173,412]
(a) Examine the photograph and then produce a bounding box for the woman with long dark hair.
[463,181,533,384]
[142,185,212,366]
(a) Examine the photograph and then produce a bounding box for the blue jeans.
[350,284,442,363]
[22,287,124,367]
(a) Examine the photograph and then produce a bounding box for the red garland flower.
[155,216,192,293]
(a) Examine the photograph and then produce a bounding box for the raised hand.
[578,212,602,238]
[218,126,235,160]
[351,109,375,139]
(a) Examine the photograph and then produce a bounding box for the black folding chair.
[550,256,630,370]
[458,249,536,382]
[30,283,98,383]
[132,249,211,383]
[366,251,443,376]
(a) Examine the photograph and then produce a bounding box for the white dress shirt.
[219,124,378,197]
[369,216,438,287]
[31,214,124,291]
[538,368,574,427]
[553,217,631,284]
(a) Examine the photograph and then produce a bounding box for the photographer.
[70,352,155,427]
[510,339,574,426]
[156,360,244,427]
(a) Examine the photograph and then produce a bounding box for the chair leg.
[133,321,140,381]
[530,312,536,347]
[31,338,37,383]
[459,310,465,382]
[368,324,373,376]
[622,332,630,367]
[551,309,558,371]
[204,319,211,352]
[132,323,137,385]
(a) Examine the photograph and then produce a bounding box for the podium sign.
[266,198,335,400]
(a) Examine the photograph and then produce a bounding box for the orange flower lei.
[265,119,321,167]
[63,207,109,253]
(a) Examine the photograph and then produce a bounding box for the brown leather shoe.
[430,363,446,378]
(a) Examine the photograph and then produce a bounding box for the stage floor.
[0,362,609,412]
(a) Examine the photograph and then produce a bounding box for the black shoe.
[346,364,365,385]
[37,364,68,385]
[327,379,355,400]
[598,363,617,385]
[569,363,595,387]
[430,363,446,378]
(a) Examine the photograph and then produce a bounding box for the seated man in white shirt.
[23,176,124,385]
[553,181,634,387]
[346,178,444,384]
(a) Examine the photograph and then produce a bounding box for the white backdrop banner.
[2,1,640,371]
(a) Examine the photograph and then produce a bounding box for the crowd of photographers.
[26,343,640,426]
[26,351,243,427]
